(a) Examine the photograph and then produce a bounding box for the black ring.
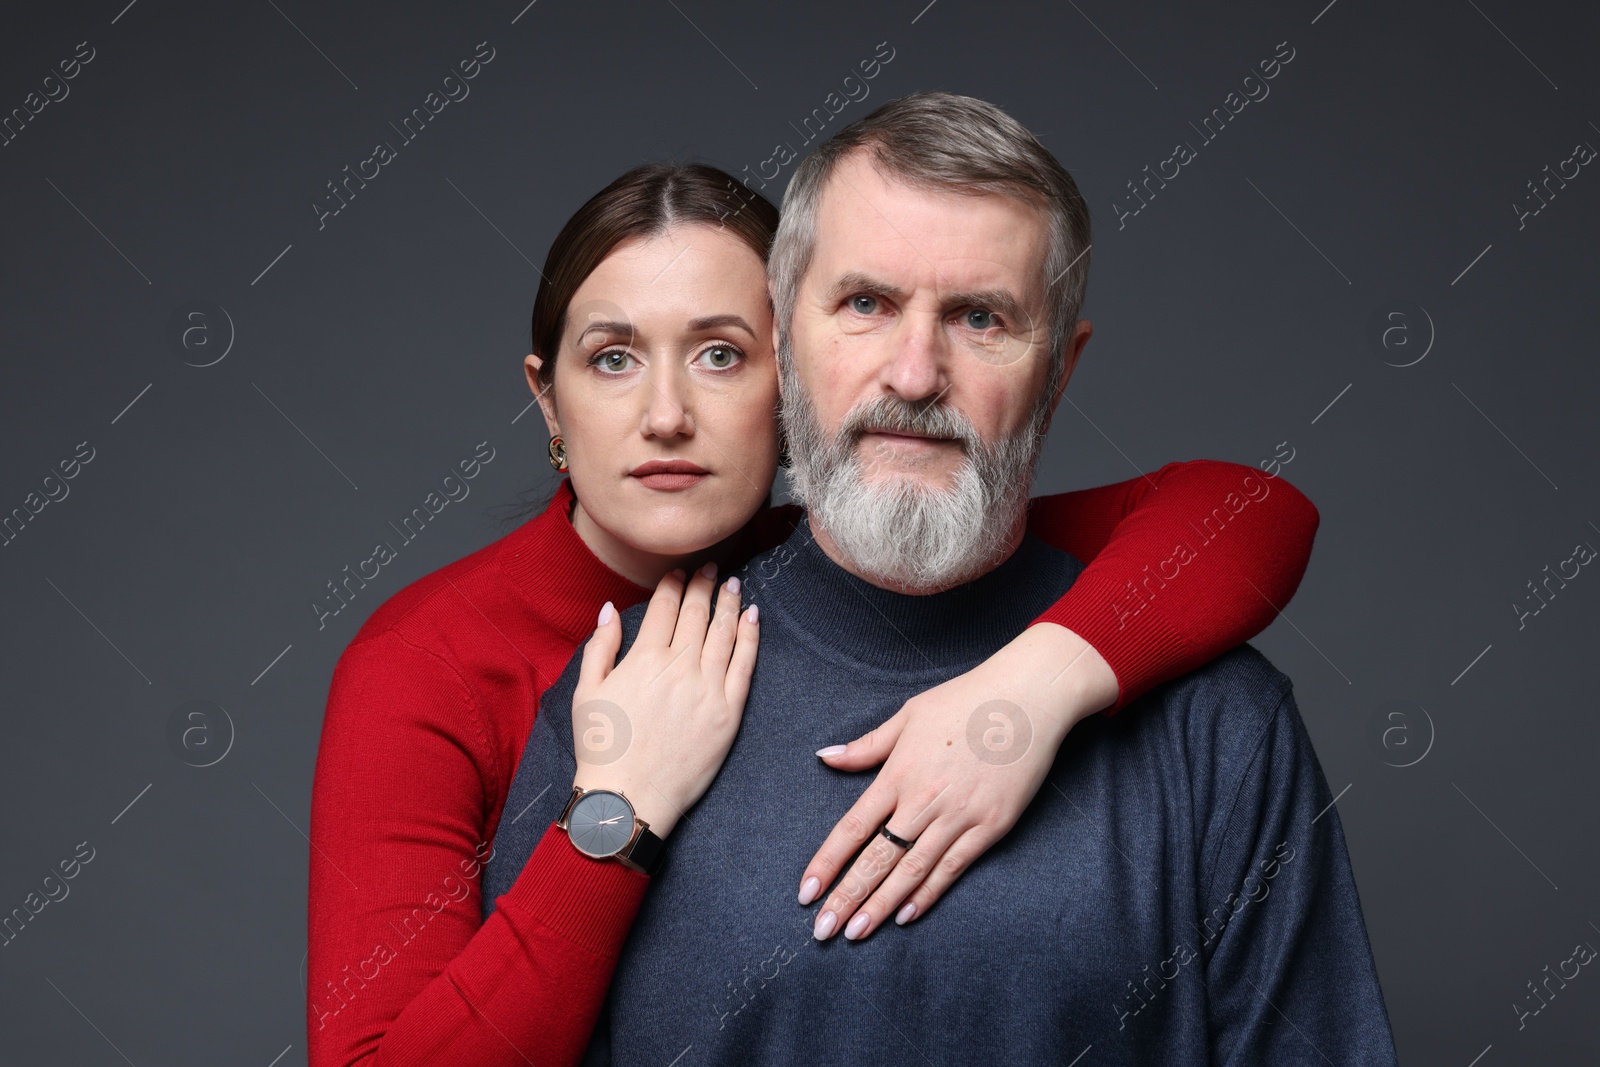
[879,823,916,850]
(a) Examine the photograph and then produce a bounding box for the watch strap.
[620,824,665,876]
[556,785,583,829]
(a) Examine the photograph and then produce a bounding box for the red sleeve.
[1025,459,1319,712]
[308,628,648,1067]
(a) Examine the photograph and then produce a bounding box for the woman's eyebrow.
[577,320,636,341]
[686,313,755,336]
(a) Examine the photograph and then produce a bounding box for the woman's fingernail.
[815,745,847,758]
[844,913,870,940]
[813,910,837,940]
[670,568,686,581]
[798,876,820,905]
[597,601,615,626]
[700,560,717,578]
[727,576,740,595]
[895,902,917,926]
[744,604,759,624]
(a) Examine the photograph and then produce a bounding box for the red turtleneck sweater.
[307,461,1317,1065]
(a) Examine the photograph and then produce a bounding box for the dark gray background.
[2,0,1596,1063]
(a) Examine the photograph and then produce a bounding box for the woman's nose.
[640,365,695,439]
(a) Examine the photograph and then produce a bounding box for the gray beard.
[780,355,1048,593]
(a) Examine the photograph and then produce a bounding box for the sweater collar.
[750,516,1072,673]
[498,478,651,643]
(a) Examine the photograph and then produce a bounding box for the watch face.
[568,791,635,859]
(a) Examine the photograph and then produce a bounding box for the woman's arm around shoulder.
[1024,456,1318,710]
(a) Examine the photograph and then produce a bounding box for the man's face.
[785,150,1060,493]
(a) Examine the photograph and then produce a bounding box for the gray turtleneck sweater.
[483,521,1397,1066]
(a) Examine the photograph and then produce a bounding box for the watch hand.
[596,815,625,826]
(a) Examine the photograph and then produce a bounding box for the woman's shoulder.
[343,484,585,656]
[346,531,511,650]
[320,524,549,779]
[332,506,574,692]
[325,484,623,718]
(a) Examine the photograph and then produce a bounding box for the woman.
[307,163,1318,1065]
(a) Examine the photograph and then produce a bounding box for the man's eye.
[696,345,742,370]
[849,295,879,315]
[964,309,998,330]
[590,349,635,373]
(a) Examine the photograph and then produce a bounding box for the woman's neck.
[569,497,760,589]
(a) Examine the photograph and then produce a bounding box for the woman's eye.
[849,294,879,315]
[963,309,997,330]
[591,349,635,373]
[696,345,742,370]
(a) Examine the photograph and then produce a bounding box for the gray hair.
[768,91,1092,402]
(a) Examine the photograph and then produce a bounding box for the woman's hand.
[798,623,1118,940]
[571,561,759,839]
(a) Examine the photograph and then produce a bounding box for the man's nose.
[882,311,950,403]
[640,364,695,439]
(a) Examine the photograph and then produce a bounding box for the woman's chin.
[624,509,752,561]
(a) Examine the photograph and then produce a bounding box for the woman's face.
[527,223,780,584]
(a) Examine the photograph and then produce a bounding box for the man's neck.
[805,509,1030,595]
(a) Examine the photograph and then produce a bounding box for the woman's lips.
[629,460,709,492]
[633,471,708,491]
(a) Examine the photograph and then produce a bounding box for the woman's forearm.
[355,827,648,1067]
[1026,458,1318,710]
[308,630,647,1067]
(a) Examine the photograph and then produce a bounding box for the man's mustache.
[839,396,978,451]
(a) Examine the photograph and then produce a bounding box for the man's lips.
[860,429,958,451]
[630,459,709,491]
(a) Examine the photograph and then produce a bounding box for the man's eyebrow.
[824,271,909,304]
[824,273,1032,325]
[686,313,755,336]
[942,288,1030,325]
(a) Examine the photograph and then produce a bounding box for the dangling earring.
[547,435,569,471]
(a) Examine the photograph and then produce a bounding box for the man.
[485,92,1397,1065]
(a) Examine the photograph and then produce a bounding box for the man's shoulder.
[1119,642,1299,789]
[1126,643,1299,758]
[1159,642,1294,712]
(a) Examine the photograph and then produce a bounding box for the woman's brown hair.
[529,163,780,397]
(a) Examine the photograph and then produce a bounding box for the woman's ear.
[524,353,560,436]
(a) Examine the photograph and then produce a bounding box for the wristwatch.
[556,786,666,875]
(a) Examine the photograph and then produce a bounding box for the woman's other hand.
[571,561,759,838]
[799,623,1117,940]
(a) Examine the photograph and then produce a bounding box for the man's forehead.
[810,152,1047,293]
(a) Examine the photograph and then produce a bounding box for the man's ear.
[1042,319,1093,430]
[768,281,781,358]
[523,353,560,437]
